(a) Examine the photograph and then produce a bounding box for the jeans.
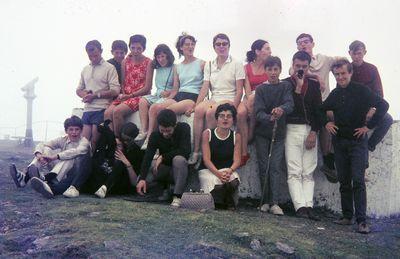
[368,113,393,150]
[153,156,188,196]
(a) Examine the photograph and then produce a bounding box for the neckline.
[214,128,230,140]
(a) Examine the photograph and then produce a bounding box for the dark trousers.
[333,136,368,223]
[255,135,285,205]
[105,161,134,195]
[368,113,393,150]
[153,156,188,196]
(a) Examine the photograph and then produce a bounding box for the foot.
[31,177,54,199]
[295,207,309,219]
[240,154,250,167]
[171,196,181,207]
[188,152,200,165]
[158,189,172,202]
[63,185,79,198]
[269,204,284,216]
[307,207,321,221]
[141,138,149,150]
[321,164,338,183]
[94,185,107,198]
[9,164,26,188]
[135,131,147,141]
[259,203,270,212]
[357,221,370,234]
[334,217,353,225]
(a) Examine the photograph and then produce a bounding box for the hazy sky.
[1,0,399,140]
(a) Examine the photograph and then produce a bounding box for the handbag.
[180,190,215,210]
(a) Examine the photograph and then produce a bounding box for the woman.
[135,44,175,141]
[198,103,241,209]
[189,33,245,165]
[237,39,271,166]
[105,34,152,137]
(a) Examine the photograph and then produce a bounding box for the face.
[181,38,196,57]
[296,37,314,55]
[256,43,272,61]
[116,138,124,151]
[111,49,126,64]
[349,48,366,66]
[292,59,310,74]
[159,125,175,139]
[333,65,352,88]
[156,52,168,67]
[129,42,144,57]
[265,65,281,83]
[86,47,102,65]
[66,126,82,142]
[216,110,234,129]
[214,38,230,57]
[120,133,135,148]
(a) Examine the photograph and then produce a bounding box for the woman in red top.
[237,39,271,166]
[105,35,152,137]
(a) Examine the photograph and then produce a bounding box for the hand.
[294,73,304,94]
[185,107,194,117]
[152,155,163,175]
[354,126,369,139]
[136,180,147,196]
[326,111,334,121]
[325,122,338,135]
[270,107,284,121]
[366,108,376,122]
[35,153,48,166]
[117,94,130,101]
[82,93,95,103]
[160,91,170,98]
[217,171,229,183]
[305,131,317,150]
[42,154,58,163]
[115,150,130,167]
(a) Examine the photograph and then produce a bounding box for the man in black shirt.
[107,40,128,85]
[137,109,191,207]
[320,59,389,234]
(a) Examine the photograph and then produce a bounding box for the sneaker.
[188,152,200,165]
[334,217,353,225]
[141,138,149,150]
[9,164,26,188]
[94,185,107,198]
[63,185,79,198]
[321,164,338,183]
[357,222,370,234]
[158,188,172,202]
[307,207,321,221]
[31,177,54,199]
[295,207,309,219]
[135,131,147,141]
[270,204,284,216]
[259,203,270,212]
[171,196,181,207]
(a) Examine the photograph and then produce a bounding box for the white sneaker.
[94,185,107,198]
[188,152,199,165]
[141,138,149,150]
[31,177,54,199]
[269,204,284,216]
[259,203,270,212]
[63,185,79,198]
[135,132,147,141]
[171,196,181,207]
[9,164,26,188]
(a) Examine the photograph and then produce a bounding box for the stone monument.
[21,77,38,147]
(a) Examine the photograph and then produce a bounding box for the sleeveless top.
[245,63,268,91]
[206,128,235,170]
[154,66,174,96]
[176,58,204,94]
[123,56,151,95]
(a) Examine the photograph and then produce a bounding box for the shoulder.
[307,78,320,90]
[280,80,292,89]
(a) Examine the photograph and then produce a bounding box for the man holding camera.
[283,51,322,220]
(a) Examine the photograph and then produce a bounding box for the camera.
[297,69,304,79]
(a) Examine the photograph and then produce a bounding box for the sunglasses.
[214,42,229,47]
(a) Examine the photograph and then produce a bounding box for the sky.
[1,0,399,141]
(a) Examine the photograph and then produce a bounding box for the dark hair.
[85,40,102,51]
[111,40,128,53]
[331,58,353,73]
[153,44,175,69]
[265,56,282,69]
[349,40,366,52]
[120,122,139,140]
[213,33,230,47]
[64,116,83,131]
[246,39,268,62]
[157,109,177,127]
[292,51,311,64]
[215,103,237,124]
[296,33,314,44]
[129,34,147,50]
[175,34,196,58]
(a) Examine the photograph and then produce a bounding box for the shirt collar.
[212,55,232,66]
[90,58,105,66]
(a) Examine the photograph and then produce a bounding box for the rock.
[250,239,262,250]
[33,236,50,249]
[88,211,101,217]
[104,240,122,250]
[276,241,295,255]
[184,241,232,258]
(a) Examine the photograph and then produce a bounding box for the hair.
[175,33,196,58]
[349,40,366,52]
[331,58,353,73]
[296,33,314,43]
[85,40,102,51]
[152,44,175,69]
[215,103,237,124]
[246,39,269,62]
[111,40,128,53]
[213,33,230,47]
[265,56,282,69]
[120,122,139,140]
[292,51,311,64]
[64,116,83,131]
[157,109,177,127]
[128,34,147,50]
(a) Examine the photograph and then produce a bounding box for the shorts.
[143,95,166,105]
[82,109,105,125]
[173,92,198,103]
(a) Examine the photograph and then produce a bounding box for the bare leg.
[193,101,213,153]
[247,94,256,142]
[104,104,117,132]
[82,125,92,142]
[91,125,100,151]
[167,100,195,116]
[146,100,175,139]
[138,98,151,133]
[112,104,133,137]
[237,102,249,156]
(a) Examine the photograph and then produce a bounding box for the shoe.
[307,207,321,221]
[269,204,284,216]
[321,164,338,183]
[141,138,149,150]
[240,154,250,167]
[259,203,270,212]
[188,152,199,165]
[158,188,172,202]
[295,207,309,219]
[31,177,54,199]
[9,164,26,188]
[357,222,370,234]
[135,131,147,141]
[334,217,353,225]
[171,196,181,207]
[368,145,375,152]
[63,185,79,198]
[94,185,107,198]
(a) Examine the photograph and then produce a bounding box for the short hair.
[120,122,139,140]
[296,33,314,43]
[292,51,311,64]
[175,33,197,58]
[64,116,83,131]
[213,33,230,47]
[331,58,353,74]
[246,39,269,62]
[349,40,366,52]
[265,56,282,69]
[215,103,237,124]
[157,109,177,127]
[85,40,102,51]
[111,40,128,53]
[129,34,147,50]
[153,44,175,69]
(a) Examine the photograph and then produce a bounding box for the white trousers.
[285,124,318,211]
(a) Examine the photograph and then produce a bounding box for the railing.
[0,120,64,142]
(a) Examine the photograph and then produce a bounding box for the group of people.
[9,32,391,234]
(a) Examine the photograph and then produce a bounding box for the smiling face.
[333,65,352,88]
[296,36,314,55]
[129,42,144,57]
[256,42,272,62]
[66,126,82,142]
[216,110,234,129]
[180,38,196,57]
[156,52,168,67]
[214,38,230,57]
[265,64,281,84]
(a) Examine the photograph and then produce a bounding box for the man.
[76,40,120,150]
[349,40,393,152]
[136,109,191,207]
[320,59,389,234]
[107,40,128,85]
[9,116,91,198]
[283,51,322,220]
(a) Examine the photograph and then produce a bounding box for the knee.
[205,109,215,119]
[139,98,148,108]
[172,155,187,167]
[237,106,247,121]
[194,106,206,119]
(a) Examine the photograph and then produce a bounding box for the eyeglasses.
[218,113,233,119]
[214,42,229,47]
[297,39,311,45]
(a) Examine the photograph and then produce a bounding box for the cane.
[259,118,279,211]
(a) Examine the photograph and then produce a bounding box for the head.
[157,109,177,139]
[215,103,237,128]
[292,51,311,76]
[111,40,128,64]
[175,34,196,58]
[128,34,146,57]
[349,40,367,66]
[265,56,282,84]
[152,44,175,69]
[85,40,103,65]
[213,33,230,57]
[296,33,314,55]
[331,58,353,88]
[246,39,271,63]
[64,116,83,142]
[119,122,139,149]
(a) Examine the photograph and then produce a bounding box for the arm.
[120,59,126,94]
[76,72,90,98]
[168,65,179,99]
[279,82,294,115]
[162,124,191,164]
[310,82,323,133]
[195,80,210,105]
[372,66,384,98]
[201,130,224,179]
[115,150,138,186]
[254,87,272,122]
[244,73,252,98]
[233,79,244,108]
[139,133,158,181]
[230,133,241,172]
[130,61,153,97]
[366,91,389,129]
[57,138,90,160]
